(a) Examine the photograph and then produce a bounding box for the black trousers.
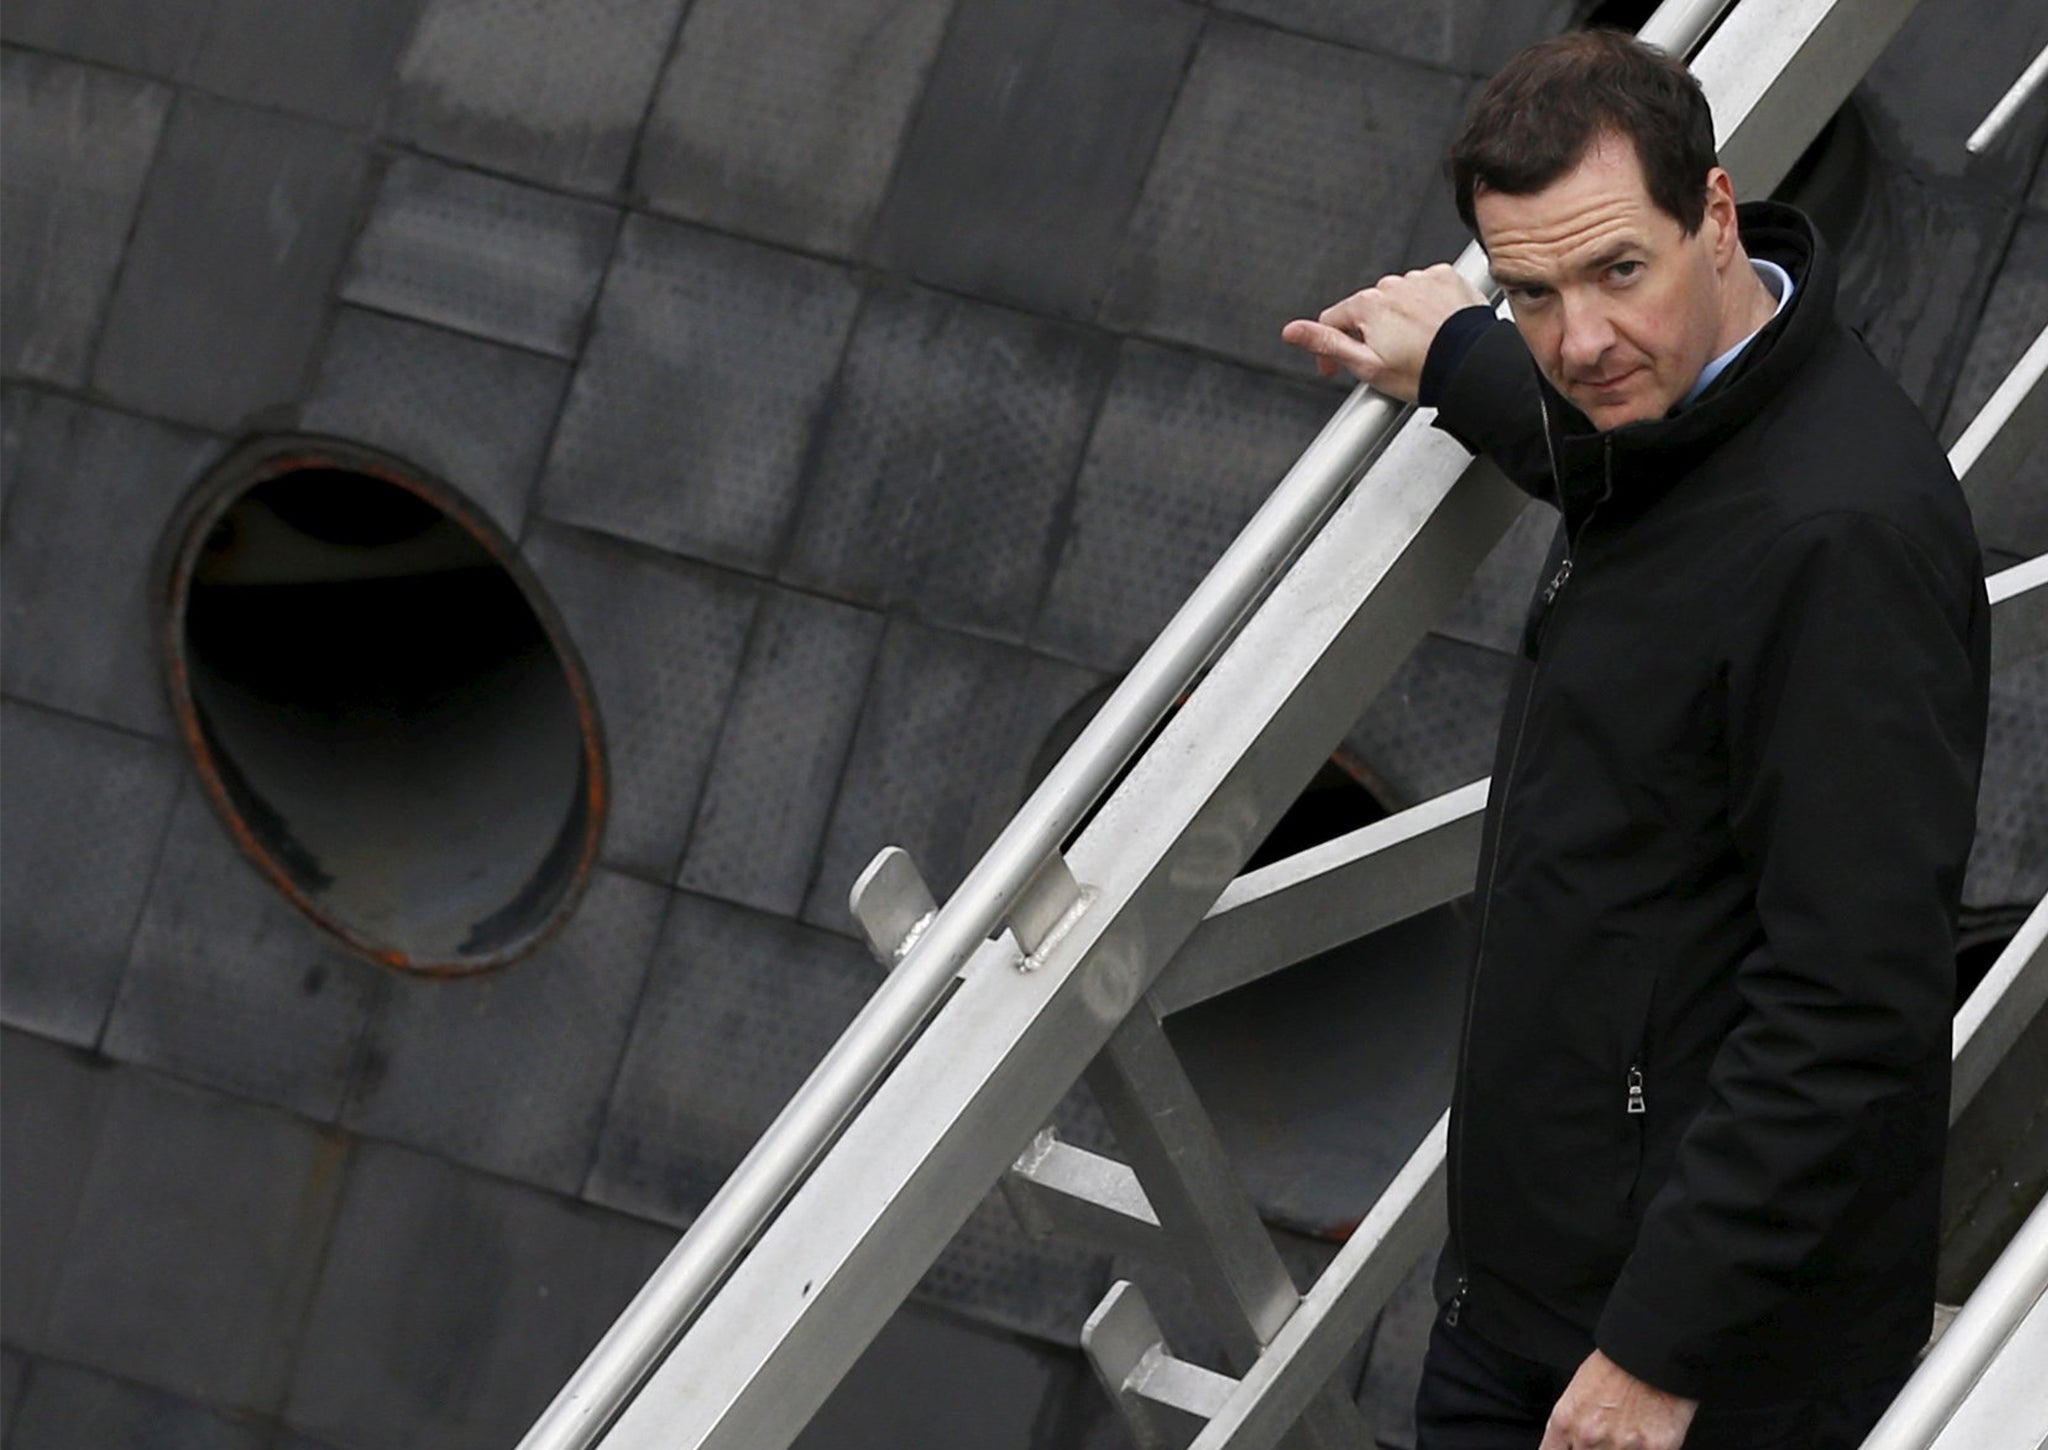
[1414,1311,1912,1450]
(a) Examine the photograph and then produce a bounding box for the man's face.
[1474,134,1732,430]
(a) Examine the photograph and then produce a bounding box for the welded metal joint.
[1084,1281,1238,1450]
[1002,1128,1165,1261]
[849,846,938,969]
[1009,850,1093,971]
[1004,1129,1064,1237]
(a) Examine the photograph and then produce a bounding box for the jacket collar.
[1543,201,1833,534]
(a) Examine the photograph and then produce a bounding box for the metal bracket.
[1084,1281,1239,1450]
[849,847,937,970]
[1002,1129,1165,1262]
[1008,850,1093,971]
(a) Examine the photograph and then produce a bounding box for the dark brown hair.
[1449,29,1718,236]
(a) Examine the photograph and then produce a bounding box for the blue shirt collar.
[1677,257,1794,410]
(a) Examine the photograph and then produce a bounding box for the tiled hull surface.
[4,1,2045,1445]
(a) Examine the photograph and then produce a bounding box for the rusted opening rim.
[159,436,608,976]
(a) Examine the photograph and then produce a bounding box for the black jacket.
[1425,202,1991,1399]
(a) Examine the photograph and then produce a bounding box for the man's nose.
[1558,295,1615,375]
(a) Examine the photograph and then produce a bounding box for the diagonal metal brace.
[1089,1003,1370,1449]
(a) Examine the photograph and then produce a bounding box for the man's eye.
[1509,286,1552,305]
[1610,260,1644,282]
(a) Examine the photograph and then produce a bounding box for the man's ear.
[1702,167,1740,267]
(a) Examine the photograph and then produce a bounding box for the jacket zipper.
[1624,1064,1648,1212]
[1446,418,1611,1325]
[1624,949,1651,1212]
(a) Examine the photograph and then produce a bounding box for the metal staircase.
[518,1,2048,1446]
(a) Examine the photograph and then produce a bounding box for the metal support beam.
[1187,1119,1449,1450]
[1090,1005,1307,1351]
[1951,892,2048,1126]
[1086,1283,1243,1450]
[1950,323,2048,506]
[1086,1004,1370,1449]
[1859,1188,2048,1449]
[1966,41,2048,155]
[1988,554,2048,672]
[1633,0,1741,53]
[1694,0,1921,200]
[1003,1130,1165,1262]
[1157,780,1485,1016]
[1921,1254,2048,1449]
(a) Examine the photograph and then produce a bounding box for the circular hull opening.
[162,442,606,974]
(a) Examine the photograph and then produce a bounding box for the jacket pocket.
[1613,965,1658,1217]
[1620,1060,1649,1216]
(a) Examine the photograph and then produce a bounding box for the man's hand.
[1280,263,1486,401]
[1538,1350,1698,1450]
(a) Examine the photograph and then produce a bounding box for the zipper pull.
[1542,556,1573,605]
[1446,1276,1468,1327]
[1626,1066,1647,1115]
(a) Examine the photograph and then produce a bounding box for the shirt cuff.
[1419,305,1501,408]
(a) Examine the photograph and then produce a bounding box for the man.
[1284,31,1989,1450]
